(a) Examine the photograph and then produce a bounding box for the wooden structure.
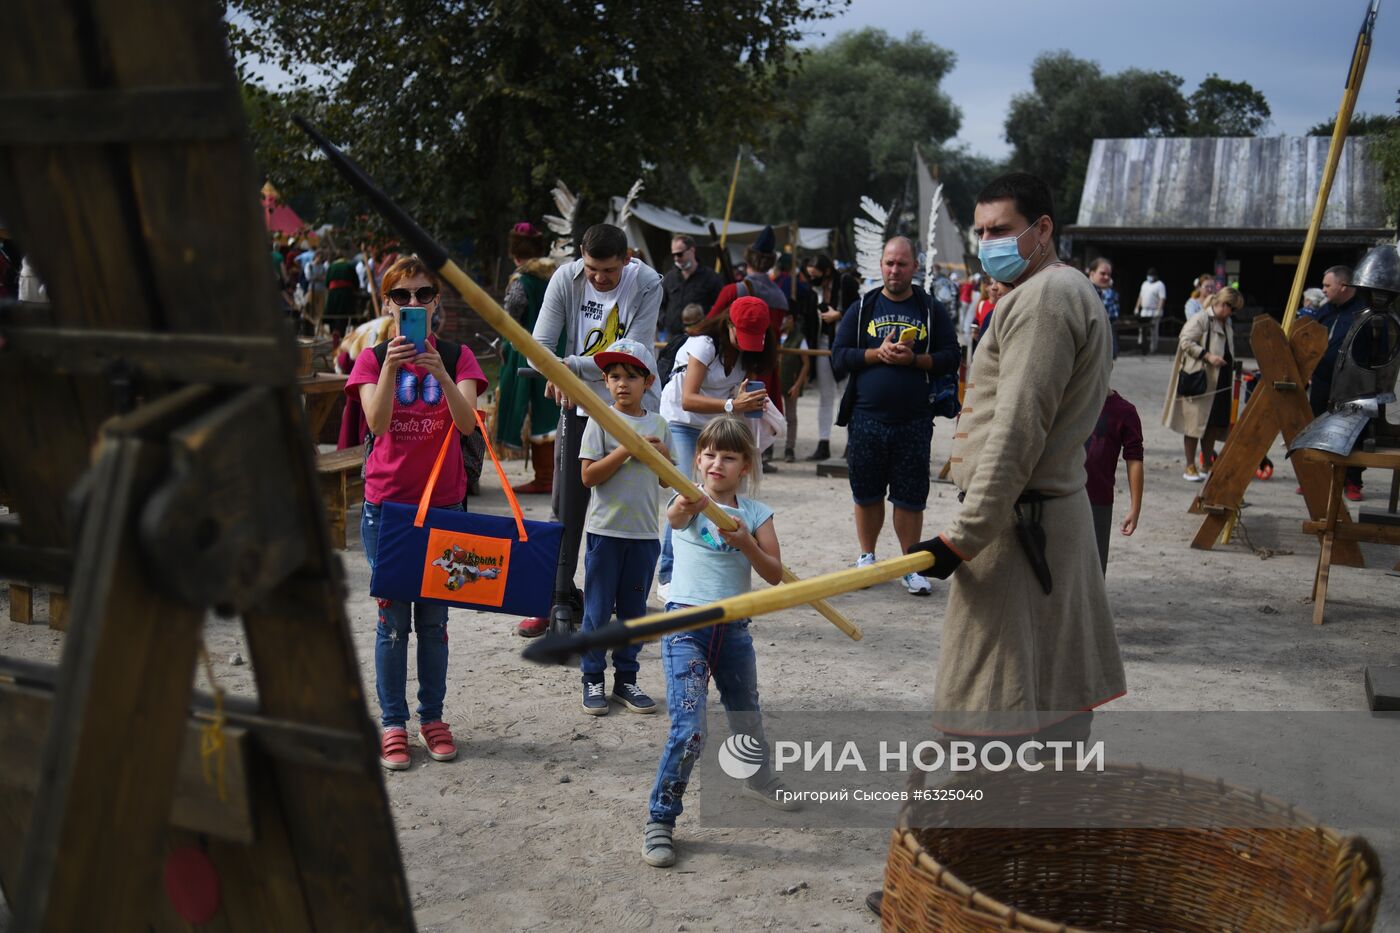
[1188,315,1366,566]
[1064,136,1387,320]
[1297,447,1400,625]
[0,2,413,929]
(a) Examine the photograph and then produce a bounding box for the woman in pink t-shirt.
[345,256,487,771]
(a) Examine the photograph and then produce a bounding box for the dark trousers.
[551,407,591,608]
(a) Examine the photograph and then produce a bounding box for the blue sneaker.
[613,680,656,714]
[582,678,609,716]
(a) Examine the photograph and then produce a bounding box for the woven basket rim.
[891,763,1378,933]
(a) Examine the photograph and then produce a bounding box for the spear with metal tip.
[293,115,863,642]
[524,552,935,665]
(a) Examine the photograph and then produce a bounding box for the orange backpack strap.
[414,411,530,542]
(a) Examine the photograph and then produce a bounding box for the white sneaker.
[856,552,877,569]
[902,572,933,596]
[656,581,671,603]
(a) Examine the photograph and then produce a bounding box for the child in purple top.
[1084,390,1143,574]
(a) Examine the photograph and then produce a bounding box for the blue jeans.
[647,612,767,825]
[362,499,463,729]
[580,533,660,678]
[657,422,702,585]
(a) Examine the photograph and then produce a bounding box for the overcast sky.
[808,0,1399,159]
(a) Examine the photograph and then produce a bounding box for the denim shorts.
[846,411,932,511]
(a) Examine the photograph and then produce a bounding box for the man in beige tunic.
[916,172,1126,737]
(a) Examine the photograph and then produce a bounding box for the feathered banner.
[853,196,889,294]
[543,180,578,259]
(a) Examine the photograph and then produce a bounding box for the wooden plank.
[14,435,206,933]
[8,584,34,624]
[0,87,240,144]
[0,683,255,844]
[1301,518,1400,545]
[45,590,67,632]
[0,540,72,589]
[1312,464,1343,626]
[0,326,291,385]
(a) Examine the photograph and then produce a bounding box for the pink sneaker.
[419,721,458,762]
[380,727,410,771]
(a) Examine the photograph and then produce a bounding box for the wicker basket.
[882,765,1382,932]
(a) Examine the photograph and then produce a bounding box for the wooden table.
[297,372,348,441]
[1296,446,1400,625]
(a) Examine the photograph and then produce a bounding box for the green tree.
[1307,111,1400,136]
[1366,93,1400,222]
[1188,74,1271,135]
[226,0,844,277]
[690,29,971,247]
[1005,52,1270,224]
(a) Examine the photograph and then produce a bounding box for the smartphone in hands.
[898,325,920,345]
[744,379,765,419]
[400,307,428,352]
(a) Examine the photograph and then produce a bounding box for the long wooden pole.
[526,553,934,663]
[714,148,742,273]
[1281,0,1377,335]
[295,117,860,641]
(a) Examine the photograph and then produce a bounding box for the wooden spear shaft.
[526,552,932,663]
[294,116,860,641]
[1281,1,1376,335]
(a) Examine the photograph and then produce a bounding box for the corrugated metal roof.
[1076,137,1387,230]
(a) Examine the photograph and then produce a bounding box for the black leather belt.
[956,490,1058,594]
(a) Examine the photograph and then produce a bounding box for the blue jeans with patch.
[647,612,767,825]
[656,423,702,585]
[362,499,463,729]
[580,533,660,678]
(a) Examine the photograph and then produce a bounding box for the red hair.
[379,255,441,297]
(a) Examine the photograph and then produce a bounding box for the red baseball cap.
[728,296,769,352]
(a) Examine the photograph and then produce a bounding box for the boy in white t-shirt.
[577,338,671,715]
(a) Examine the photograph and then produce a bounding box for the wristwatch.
[724,398,735,413]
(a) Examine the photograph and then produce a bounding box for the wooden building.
[1064,136,1390,328]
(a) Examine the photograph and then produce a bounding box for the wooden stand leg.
[1312,464,1343,626]
[47,590,68,632]
[9,584,34,624]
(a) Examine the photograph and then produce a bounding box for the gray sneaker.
[742,774,802,811]
[642,821,676,867]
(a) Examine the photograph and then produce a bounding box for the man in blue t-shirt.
[832,236,959,596]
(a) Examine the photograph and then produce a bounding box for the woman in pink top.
[345,256,487,770]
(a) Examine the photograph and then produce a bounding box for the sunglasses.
[671,250,691,259]
[387,286,439,305]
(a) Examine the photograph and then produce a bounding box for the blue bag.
[369,411,562,616]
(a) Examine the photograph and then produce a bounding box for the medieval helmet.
[1352,243,1400,295]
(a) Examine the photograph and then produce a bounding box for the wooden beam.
[0,87,242,144]
[15,434,206,933]
[0,326,292,385]
[0,683,254,844]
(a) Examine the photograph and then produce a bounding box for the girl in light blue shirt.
[642,416,794,868]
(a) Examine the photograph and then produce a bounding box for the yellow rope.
[196,642,228,802]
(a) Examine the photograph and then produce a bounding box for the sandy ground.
[3,353,1398,931]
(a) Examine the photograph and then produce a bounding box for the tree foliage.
[687,29,983,250]
[226,0,844,273]
[1005,52,1272,224]
[1308,111,1400,137]
[1188,74,1271,136]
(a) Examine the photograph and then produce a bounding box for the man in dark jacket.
[831,236,958,595]
[659,234,723,339]
[1301,264,1367,499]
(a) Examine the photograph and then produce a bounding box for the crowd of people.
[338,171,1173,883]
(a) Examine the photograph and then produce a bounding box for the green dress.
[324,257,359,320]
[496,259,562,450]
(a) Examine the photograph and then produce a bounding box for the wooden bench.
[316,446,366,549]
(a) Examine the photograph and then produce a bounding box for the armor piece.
[1352,242,1400,294]
[1290,394,1395,456]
